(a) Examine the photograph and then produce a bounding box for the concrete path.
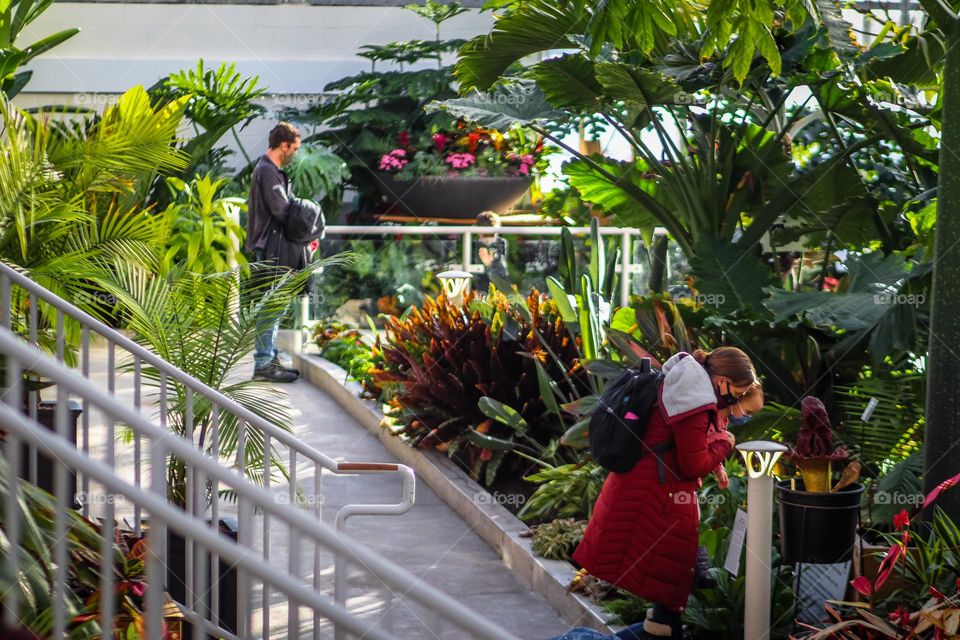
[72,347,569,639]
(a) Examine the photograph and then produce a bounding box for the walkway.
[76,346,570,639]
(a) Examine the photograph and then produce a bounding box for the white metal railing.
[322,224,665,308]
[0,261,447,636]
[0,327,521,639]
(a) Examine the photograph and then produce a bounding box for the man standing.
[247,122,305,383]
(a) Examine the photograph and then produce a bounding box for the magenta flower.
[445,153,475,170]
[518,163,530,175]
[433,133,448,152]
[378,149,408,172]
[521,154,534,165]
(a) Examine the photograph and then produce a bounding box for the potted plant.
[374,124,544,218]
[285,0,551,220]
[777,396,865,564]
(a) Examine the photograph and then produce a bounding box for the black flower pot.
[166,517,239,640]
[777,479,864,564]
[18,400,82,508]
[374,174,532,219]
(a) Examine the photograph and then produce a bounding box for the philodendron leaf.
[478,396,527,432]
[532,54,603,111]
[688,237,774,314]
[428,81,562,129]
[582,359,626,379]
[561,394,598,417]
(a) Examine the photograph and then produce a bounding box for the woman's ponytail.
[692,346,756,387]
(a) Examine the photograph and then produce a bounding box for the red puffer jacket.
[572,353,732,613]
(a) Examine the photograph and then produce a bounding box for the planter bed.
[293,350,615,634]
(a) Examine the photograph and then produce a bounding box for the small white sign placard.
[724,508,748,575]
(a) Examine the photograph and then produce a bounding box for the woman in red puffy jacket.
[571,347,759,639]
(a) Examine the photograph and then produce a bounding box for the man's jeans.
[253,250,281,370]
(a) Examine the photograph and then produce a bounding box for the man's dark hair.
[269,122,300,149]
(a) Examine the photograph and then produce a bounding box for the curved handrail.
[0,328,520,639]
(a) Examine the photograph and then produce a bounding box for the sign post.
[736,441,788,640]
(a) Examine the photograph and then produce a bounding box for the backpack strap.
[637,439,676,484]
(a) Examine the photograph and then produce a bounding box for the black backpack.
[588,362,664,473]
[283,197,325,244]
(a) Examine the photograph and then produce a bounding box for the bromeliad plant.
[373,288,588,485]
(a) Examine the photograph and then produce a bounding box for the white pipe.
[737,441,788,640]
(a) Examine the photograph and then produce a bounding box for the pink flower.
[521,154,534,165]
[378,149,409,172]
[444,153,475,170]
[130,581,145,598]
[433,133,448,152]
[309,239,319,253]
[518,163,529,175]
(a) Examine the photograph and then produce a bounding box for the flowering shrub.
[378,123,547,179]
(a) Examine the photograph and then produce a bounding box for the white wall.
[15,3,494,159]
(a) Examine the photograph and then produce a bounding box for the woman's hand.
[478,246,494,267]
[725,430,736,449]
[716,466,729,490]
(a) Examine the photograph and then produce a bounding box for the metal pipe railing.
[0,327,521,639]
[0,262,424,637]
[322,224,661,308]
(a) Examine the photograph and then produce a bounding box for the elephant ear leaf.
[428,81,562,129]
[688,237,774,314]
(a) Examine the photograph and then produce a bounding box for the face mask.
[715,381,737,408]
[728,413,751,426]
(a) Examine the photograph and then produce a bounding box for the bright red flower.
[850,576,873,597]
[875,543,903,590]
[887,606,910,627]
[894,508,910,530]
[468,132,481,154]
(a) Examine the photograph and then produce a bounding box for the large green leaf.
[532,54,603,111]
[428,81,562,129]
[594,62,681,110]
[687,237,775,313]
[563,157,660,228]
[454,0,589,90]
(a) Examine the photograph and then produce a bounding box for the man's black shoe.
[253,363,299,383]
[270,355,300,376]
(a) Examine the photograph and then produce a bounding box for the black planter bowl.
[374,173,533,219]
[777,479,865,564]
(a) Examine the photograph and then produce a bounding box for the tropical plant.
[528,518,587,561]
[102,259,329,507]
[285,143,350,217]
[378,124,547,178]
[518,461,607,523]
[0,87,188,354]
[0,0,79,98]
[799,472,960,638]
[311,320,380,392]
[0,459,177,638]
[149,60,266,187]
[373,288,588,485]
[160,173,247,275]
